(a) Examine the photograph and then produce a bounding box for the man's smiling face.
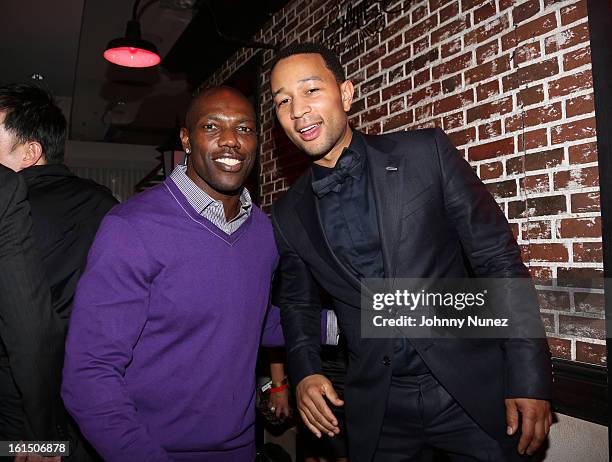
[270,53,353,162]
[180,87,257,200]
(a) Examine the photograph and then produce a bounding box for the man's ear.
[22,141,44,168]
[179,127,191,153]
[340,80,354,113]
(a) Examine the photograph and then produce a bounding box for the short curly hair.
[270,42,345,83]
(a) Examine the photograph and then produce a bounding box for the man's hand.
[505,398,552,455]
[296,374,344,438]
[269,388,291,419]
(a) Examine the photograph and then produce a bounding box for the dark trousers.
[374,373,531,462]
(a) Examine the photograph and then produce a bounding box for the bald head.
[185,86,255,131]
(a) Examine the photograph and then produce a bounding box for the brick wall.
[207,0,605,365]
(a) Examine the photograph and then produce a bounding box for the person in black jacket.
[0,83,117,461]
[269,43,552,462]
[0,165,65,456]
[0,84,118,324]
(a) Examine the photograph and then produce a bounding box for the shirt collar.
[170,164,252,217]
[311,130,366,182]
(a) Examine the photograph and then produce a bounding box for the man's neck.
[314,126,353,168]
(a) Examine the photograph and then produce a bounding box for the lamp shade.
[103,20,160,68]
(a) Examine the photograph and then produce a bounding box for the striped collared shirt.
[170,164,252,235]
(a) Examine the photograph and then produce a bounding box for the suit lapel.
[364,134,403,278]
[294,170,362,291]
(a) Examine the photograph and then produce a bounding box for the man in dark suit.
[0,165,65,448]
[0,84,117,325]
[269,43,553,461]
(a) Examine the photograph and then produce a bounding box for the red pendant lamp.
[103,1,160,68]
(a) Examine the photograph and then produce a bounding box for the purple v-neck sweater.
[62,178,282,461]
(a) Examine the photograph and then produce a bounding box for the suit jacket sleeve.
[272,211,324,385]
[433,127,552,399]
[61,214,170,462]
[0,167,66,440]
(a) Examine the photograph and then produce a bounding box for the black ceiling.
[163,0,290,85]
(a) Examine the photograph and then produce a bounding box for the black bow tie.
[311,148,362,198]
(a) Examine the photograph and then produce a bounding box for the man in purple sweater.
[62,87,293,461]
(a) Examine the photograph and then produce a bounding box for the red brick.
[415,103,434,122]
[551,117,597,144]
[390,97,406,114]
[361,104,388,124]
[545,23,590,54]
[432,52,473,80]
[571,191,600,213]
[573,243,603,263]
[447,127,477,147]
[366,63,380,79]
[505,103,562,132]
[474,1,497,24]
[414,69,431,88]
[476,80,500,101]
[558,217,601,238]
[553,166,599,190]
[512,0,540,24]
[566,93,595,118]
[476,40,499,65]
[528,243,569,262]
[407,83,442,106]
[507,195,566,218]
[434,89,474,115]
[440,1,460,23]
[529,266,553,284]
[382,45,412,69]
[431,0,453,11]
[441,38,463,58]
[501,13,557,50]
[468,137,514,161]
[522,220,552,239]
[350,98,365,115]
[465,56,510,84]
[412,5,428,23]
[406,49,440,74]
[467,96,513,123]
[510,222,519,240]
[569,142,598,164]
[361,75,384,96]
[559,315,605,340]
[518,128,548,151]
[517,84,544,107]
[465,14,509,46]
[382,78,412,100]
[574,292,605,313]
[557,267,604,288]
[461,0,487,11]
[486,179,517,199]
[367,92,381,107]
[382,15,411,41]
[413,36,430,56]
[548,337,572,360]
[442,74,463,94]
[443,111,465,130]
[478,120,502,140]
[513,41,541,66]
[563,46,591,72]
[502,58,559,91]
[479,161,503,180]
[383,111,415,131]
[519,173,549,194]
[360,45,385,68]
[405,16,439,44]
[561,0,588,26]
[576,341,607,366]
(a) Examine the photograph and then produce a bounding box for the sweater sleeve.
[61,214,170,462]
